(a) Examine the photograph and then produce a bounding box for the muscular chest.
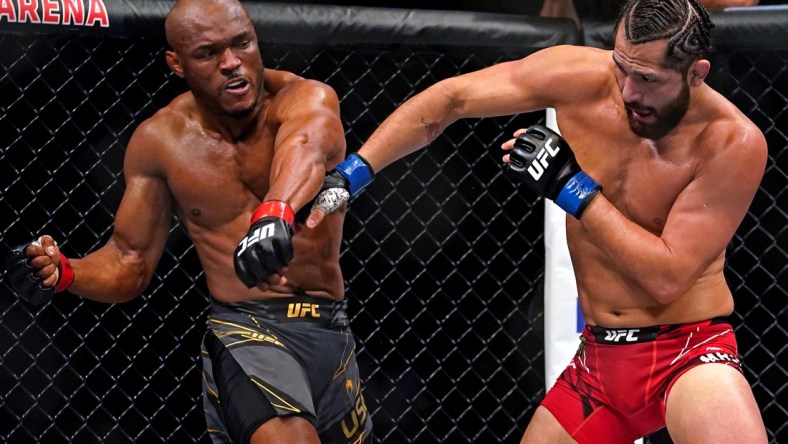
[558,107,697,233]
[165,131,275,225]
[602,150,695,232]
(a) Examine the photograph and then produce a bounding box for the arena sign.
[0,0,109,27]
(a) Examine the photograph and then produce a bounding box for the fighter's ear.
[166,50,184,78]
[688,59,710,86]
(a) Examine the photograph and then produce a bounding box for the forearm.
[359,82,459,172]
[267,147,327,210]
[580,197,701,303]
[67,243,150,303]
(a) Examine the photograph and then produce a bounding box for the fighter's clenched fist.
[234,200,295,288]
[5,235,74,306]
[503,124,601,219]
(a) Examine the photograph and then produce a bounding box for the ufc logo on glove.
[233,200,295,288]
[527,139,562,180]
[236,223,276,255]
[504,124,601,220]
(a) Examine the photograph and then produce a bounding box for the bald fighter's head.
[164,0,264,118]
[165,0,255,53]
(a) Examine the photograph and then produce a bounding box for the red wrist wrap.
[251,200,295,225]
[55,253,75,293]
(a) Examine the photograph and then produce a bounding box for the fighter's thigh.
[250,415,320,444]
[202,331,318,443]
[520,406,576,444]
[665,363,767,444]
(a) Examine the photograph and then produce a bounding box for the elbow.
[113,291,141,304]
[109,275,148,303]
[640,271,697,305]
[117,255,152,303]
[428,79,463,124]
[647,283,687,305]
[639,241,701,304]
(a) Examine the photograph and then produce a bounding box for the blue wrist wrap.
[337,153,374,198]
[554,171,601,219]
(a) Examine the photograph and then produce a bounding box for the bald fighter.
[5,0,371,442]
[308,0,768,442]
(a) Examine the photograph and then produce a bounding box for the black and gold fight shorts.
[201,295,371,444]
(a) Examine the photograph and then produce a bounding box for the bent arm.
[581,127,767,303]
[267,79,347,210]
[358,46,588,173]
[67,126,173,303]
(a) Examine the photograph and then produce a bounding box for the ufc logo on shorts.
[604,329,640,342]
[287,303,320,318]
[528,139,561,180]
[236,223,275,255]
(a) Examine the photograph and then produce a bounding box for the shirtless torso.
[550,46,760,327]
[552,50,762,329]
[139,70,346,303]
[348,42,765,328]
[305,1,767,441]
[7,1,368,442]
[14,0,349,308]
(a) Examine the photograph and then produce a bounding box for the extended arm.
[305,45,592,226]
[267,79,346,209]
[356,52,565,172]
[233,78,346,288]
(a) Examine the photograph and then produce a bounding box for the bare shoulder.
[525,45,612,76]
[696,94,767,177]
[125,93,195,173]
[267,68,335,98]
[263,68,303,93]
[266,69,339,117]
[516,45,616,104]
[535,44,610,63]
[701,92,767,158]
[134,93,193,142]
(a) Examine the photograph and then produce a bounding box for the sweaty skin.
[25,0,347,305]
[125,69,347,303]
[550,28,766,327]
[321,28,767,329]
[306,21,767,442]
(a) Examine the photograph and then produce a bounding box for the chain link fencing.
[1,4,785,443]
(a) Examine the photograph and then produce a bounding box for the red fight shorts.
[541,318,742,443]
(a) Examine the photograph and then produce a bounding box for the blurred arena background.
[1,1,785,443]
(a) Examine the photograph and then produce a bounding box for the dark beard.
[627,82,690,140]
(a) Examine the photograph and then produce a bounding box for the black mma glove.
[5,239,75,306]
[307,153,375,217]
[504,124,602,219]
[234,200,295,288]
